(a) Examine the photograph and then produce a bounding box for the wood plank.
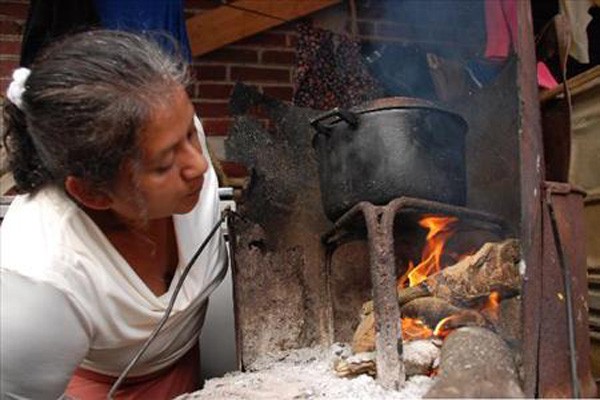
[186,0,341,57]
[589,291,600,312]
[589,274,600,286]
[589,314,600,329]
[540,65,600,104]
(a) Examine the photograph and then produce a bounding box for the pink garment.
[484,0,518,59]
[537,62,559,89]
[66,344,200,399]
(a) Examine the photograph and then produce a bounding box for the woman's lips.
[187,179,204,196]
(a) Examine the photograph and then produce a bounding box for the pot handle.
[309,108,359,137]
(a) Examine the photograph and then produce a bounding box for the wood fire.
[337,215,522,386]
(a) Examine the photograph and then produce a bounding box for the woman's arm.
[1,271,90,399]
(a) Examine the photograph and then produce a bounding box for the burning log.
[400,297,462,328]
[352,239,521,352]
[432,309,495,338]
[424,327,524,398]
[423,239,521,307]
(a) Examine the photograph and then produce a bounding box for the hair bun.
[6,67,31,110]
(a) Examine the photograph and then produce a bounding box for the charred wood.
[400,297,461,328]
[352,239,521,352]
[423,238,521,307]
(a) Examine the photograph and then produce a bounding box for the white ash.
[403,339,441,376]
[177,346,435,400]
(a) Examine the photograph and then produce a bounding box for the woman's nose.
[181,143,208,181]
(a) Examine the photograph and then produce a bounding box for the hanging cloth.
[93,0,191,62]
[483,0,517,59]
[559,0,595,64]
[292,22,384,110]
[19,0,100,67]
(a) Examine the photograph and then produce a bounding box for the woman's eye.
[154,164,173,174]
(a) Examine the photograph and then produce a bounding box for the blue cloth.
[93,0,191,61]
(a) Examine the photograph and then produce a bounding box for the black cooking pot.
[310,97,468,221]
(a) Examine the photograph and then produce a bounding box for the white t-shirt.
[0,117,228,399]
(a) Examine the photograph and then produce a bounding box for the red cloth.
[537,61,559,89]
[66,344,200,399]
[484,0,518,59]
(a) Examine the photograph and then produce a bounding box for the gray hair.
[2,29,191,194]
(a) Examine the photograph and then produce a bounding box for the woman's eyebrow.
[150,115,196,161]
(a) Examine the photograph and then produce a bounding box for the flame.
[480,291,501,320]
[398,216,458,288]
[401,317,433,341]
[433,315,457,339]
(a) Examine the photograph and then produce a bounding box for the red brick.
[201,118,231,136]
[287,34,298,48]
[235,32,288,48]
[220,160,249,177]
[0,3,29,19]
[0,59,19,77]
[261,50,296,66]
[192,65,227,81]
[262,85,294,101]
[230,66,289,83]
[193,101,230,118]
[197,83,233,100]
[0,39,21,55]
[0,19,23,35]
[0,78,10,93]
[200,48,258,64]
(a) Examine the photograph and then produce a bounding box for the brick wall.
[184,1,298,141]
[0,1,28,94]
[0,0,483,163]
[0,0,301,161]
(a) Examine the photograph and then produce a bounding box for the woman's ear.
[64,176,112,210]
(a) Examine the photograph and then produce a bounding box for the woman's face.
[108,85,208,221]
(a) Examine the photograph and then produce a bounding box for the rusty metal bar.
[362,203,405,390]
[323,197,507,246]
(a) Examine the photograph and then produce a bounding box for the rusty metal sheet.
[225,85,333,369]
[539,182,597,397]
[516,1,546,396]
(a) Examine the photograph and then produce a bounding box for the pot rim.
[317,97,468,133]
[352,96,465,123]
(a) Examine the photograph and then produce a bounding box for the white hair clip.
[6,67,31,110]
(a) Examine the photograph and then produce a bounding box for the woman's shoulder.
[0,186,96,279]
[3,186,79,226]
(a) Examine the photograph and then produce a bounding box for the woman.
[0,30,227,399]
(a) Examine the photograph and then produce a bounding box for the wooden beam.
[186,0,341,57]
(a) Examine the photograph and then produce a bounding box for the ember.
[401,317,433,341]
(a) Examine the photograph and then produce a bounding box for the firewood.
[400,297,462,328]
[423,239,522,307]
[351,239,521,353]
[333,351,377,378]
[433,309,495,337]
[424,327,524,398]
